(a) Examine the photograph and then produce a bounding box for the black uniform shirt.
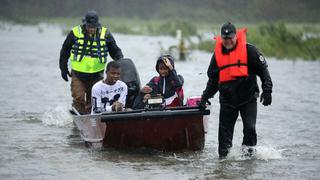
[202,43,273,107]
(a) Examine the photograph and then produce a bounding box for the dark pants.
[218,100,257,157]
[71,72,102,114]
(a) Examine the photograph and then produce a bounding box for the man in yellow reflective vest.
[59,10,123,114]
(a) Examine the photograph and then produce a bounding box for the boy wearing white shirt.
[91,61,128,114]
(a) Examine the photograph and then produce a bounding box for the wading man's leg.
[239,101,257,155]
[71,73,86,114]
[218,104,239,158]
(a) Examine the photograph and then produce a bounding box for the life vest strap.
[78,34,89,61]
[219,62,248,71]
[71,26,108,62]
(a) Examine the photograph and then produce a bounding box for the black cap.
[83,10,100,28]
[221,22,236,39]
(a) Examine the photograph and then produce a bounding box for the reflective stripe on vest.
[70,25,108,73]
[214,28,248,83]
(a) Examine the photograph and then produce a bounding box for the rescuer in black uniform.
[199,22,273,158]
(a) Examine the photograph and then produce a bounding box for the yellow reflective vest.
[70,25,108,73]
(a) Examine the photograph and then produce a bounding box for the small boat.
[71,106,209,151]
[70,58,211,151]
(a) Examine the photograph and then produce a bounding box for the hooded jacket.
[148,55,183,99]
[132,55,184,109]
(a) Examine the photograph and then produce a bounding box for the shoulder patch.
[259,55,265,62]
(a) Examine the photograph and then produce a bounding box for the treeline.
[1,0,320,60]
[1,0,319,23]
[197,23,320,60]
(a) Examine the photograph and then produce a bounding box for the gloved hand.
[198,98,207,111]
[60,67,71,82]
[260,92,272,106]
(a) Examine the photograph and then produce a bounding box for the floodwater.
[0,23,320,180]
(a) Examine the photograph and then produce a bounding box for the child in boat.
[133,55,184,109]
[91,61,128,114]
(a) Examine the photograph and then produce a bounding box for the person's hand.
[141,85,152,94]
[143,94,151,103]
[260,92,272,106]
[94,107,106,113]
[198,98,207,111]
[61,67,71,82]
[162,57,173,70]
[112,101,124,112]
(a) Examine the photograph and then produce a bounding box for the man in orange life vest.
[199,22,273,158]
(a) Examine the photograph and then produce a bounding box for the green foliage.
[197,40,214,52]
[109,25,139,35]
[249,23,319,60]
[3,14,320,60]
[155,19,198,37]
[53,17,197,36]
[196,23,320,60]
[1,0,319,23]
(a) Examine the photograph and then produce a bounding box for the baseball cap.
[83,10,100,28]
[221,22,236,39]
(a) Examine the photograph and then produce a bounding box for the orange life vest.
[214,28,248,83]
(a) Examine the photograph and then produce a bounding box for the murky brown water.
[1,23,320,179]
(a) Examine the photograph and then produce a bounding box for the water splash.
[255,145,282,160]
[41,105,73,127]
[226,144,282,161]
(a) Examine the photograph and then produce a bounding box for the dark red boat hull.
[72,108,210,151]
[103,114,207,151]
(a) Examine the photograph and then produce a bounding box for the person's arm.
[105,31,124,60]
[162,57,182,89]
[168,69,183,89]
[247,44,273,106]
[201,54,219,100]
[59,31,75,81]
[248,44,273,93]
[118,83,128,107]
[59,31,74,70]
[132,82,153,109]
[107,83,128,112]
[91,84,104,114]
[146,77,159,95]
[132,92,147,109]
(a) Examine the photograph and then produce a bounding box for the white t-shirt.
[91,80,128,114]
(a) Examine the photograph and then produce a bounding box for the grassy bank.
[197,23,320,60]
[2,17,320,60]
[45,18,320,61]
[45,17,199,37]
[47,18,320,61]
